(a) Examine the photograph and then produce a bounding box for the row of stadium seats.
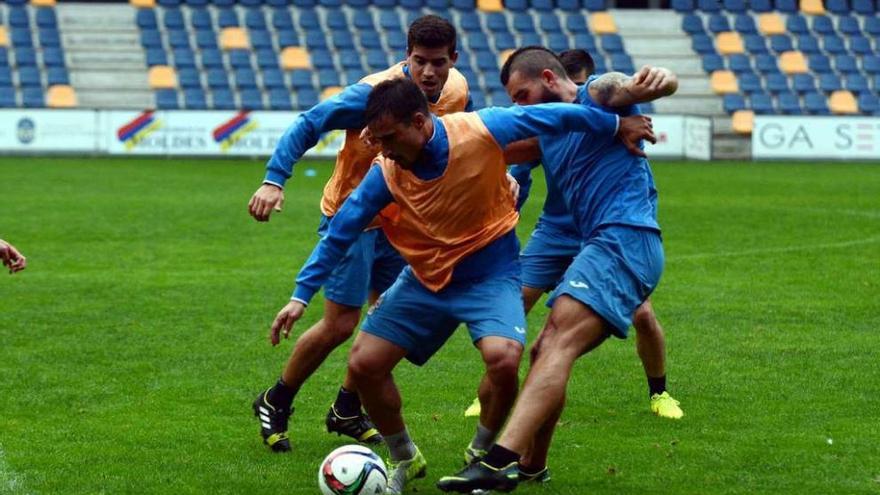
[673,0,877,14]
[131,0,611,12]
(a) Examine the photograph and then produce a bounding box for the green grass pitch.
[1,157,879,494]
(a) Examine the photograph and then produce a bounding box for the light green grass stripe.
[0,447,26,495]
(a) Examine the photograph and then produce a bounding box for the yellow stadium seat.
[0,27,8,47]
[219,27,249,50]
[731,110,754,135]
[498,49,515,68]
[779,51,808,73]
[31,0,56,6]
[130,0,156,7]
[829,90,857,114]
[716,32,744,54]
[800,0,825,14]
[589,13,618,34]
[710,70,739,94]
[321,86,343,101]
[46,85,77,108]
[148,65,177,89]
[477,0,503,11]
[757,13,785,35]
[281,47,311,70]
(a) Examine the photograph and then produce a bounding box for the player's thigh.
[323,229,376,308]
[535,294,610,359]
[348,331,409,378]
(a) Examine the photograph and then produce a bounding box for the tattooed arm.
[588,66,678,108]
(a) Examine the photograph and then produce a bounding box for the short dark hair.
[559,49,595,78]
[500,46,569,86]
[407,15,457,56]
[365,78,430,125]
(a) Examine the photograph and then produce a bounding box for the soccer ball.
[318,445,387,495]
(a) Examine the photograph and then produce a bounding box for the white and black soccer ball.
[318,445,387,495]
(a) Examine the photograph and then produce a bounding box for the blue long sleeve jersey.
[291,103,620,304]
[263,66,473,188]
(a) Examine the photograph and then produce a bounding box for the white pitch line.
[671,235,880,262]
[0,446,25,495]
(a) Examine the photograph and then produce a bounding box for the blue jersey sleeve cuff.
[292,287,316,305]
[264,170,289,188]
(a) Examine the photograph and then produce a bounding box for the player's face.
[367,112,429,168]
[505,70,564,106]
[407,45,458,100]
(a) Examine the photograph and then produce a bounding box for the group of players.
[248,15,682,494]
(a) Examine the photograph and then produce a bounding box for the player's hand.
[0,240,26,274]
[506,173,520,202]
[617,115,656,158]
[269,300,306,346]
[248,183,285,222]
[631,65,677,98]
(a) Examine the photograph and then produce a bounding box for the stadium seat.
[733,15,756,34]
[131,0,156,7]
[45,84,75,107]
[757,13,784,35]
[796,34,820,54]
[277,31,300,48]
[800,0,825,14]
[849,36,872,55]
[15,47,37,66]
[340,51,364,70]
[556,0,581,11]
[777,92,802,114]
[12,28,34,47]
[697,0,721,11]
[268,88,292,110]
[332,32,356,50]
[750,0,773,10]
[766,73,790,92]
[9,7,29,28]
[143,47,166,66]
[240,89,263,109]
[785,14,809,35]
[716,32,744,54]
[863,55,880,75]
[271,8,293,29]
[822,35,846,55]
[200,49,223,69]
[295,88,319,109]
[825,0,848,13]
[280,47,310,69]
[708,14,730,33]
[702,54,725,72]
[792,73,816,92]
[309,49,333,69]
[178,68,201,88]
[512,13,536,33]
[155,89,179,109]
[38,28,60,48]
[865,17,880,36]
[818,73,842,92]
[486,12,510,33]
[245,9,267,29]
[585,0,608,10]
[857,93,879,114]
[672,0,695,12]
[710,70,739,93]
[728,54,752,73]
[22,87,44,108]
[46,67,68,85]
[386,31,407,50]
[256,49,278,69]
[0,86,15,107]
[493,33,516,51]
[519,33,543,46]
[172,48,196,68]
[196,30,218,49]
[808,54,831,73]
[149,65,177,88]
[164,8,185,30]
[744,34,768,54]
[611,53,634,73]
[305,32,328,50]
[547,34,571,52]
[844,74,869,94]
[723,93,746,112]
[183,88,207,109]
[803,91,828,114]
[750,92,774,113]
[692,34,717,54]
[18,67,41,87]
[834,55,858,74]
[769,34,792,53]
[42,47,64,67]
[168,30,191,49]
[35,8,57,28]
[478,0,504,11]
[135,9,158,29]
[262,68,285,89]
[220,28,249,50]
[812,16,835,35]
[190,8,212,29]
[600,34,625,53]
[738,72,763,93]
[140,29,162,49]
[837,16,861,36]
[852,0,875,13]
[724,0,747,11]
[682,14,705,34]
[288,69,314,89]
[211,89,236,110]
[779,51,807,73]
[731,110,754,133]
[590,13,617,34]
[539,13,562,32]
[573,33,598,51]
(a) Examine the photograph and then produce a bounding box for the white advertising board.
[0,109,100,152]
[643,115,712,160]
[753,116,880,160]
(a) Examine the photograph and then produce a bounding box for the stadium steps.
[56,4,152,109]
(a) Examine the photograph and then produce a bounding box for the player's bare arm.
[503,138,541,164]
[0,239,27,274]
[589,66,678,108]
[248,183,285,222]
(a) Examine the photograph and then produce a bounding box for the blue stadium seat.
[825,0,848,14]
[749,92,774,113]
[600,34,624,53]
[707,14,730,33]
[610,54,634,73]
[484,70,504,91]
[380,10,403,31]
[277,31,300,48]
[235,68,258,89]
[289,69,314,89]
[256,49,278,69]
[822,35,846,55]
[785,14,809,35]
[593,55,608,73]
[373,0,397,7]
[19,67,41,87]
[158,0,182,6]
[557,0,581,11]
[360,32,383,50]
[766,73,789,92]
[547,34,571,52]
[672,0,695,11]
[803,92,828,114]
[539,13,562,32]
[755,54,780,74]
[512,13,536,33]
[292,0,316,5]
[319,0,342,7]
[723,0,746,11]
[682,14,704,34]
[34,9,56,29]
[164,9,185,29]
[702,54,725,72]
[453,0,475,8]
[340,51,364,70]
[0,88,14,108]
[245,9,267,29]
[190,8,212,29]
[564,14,589,34]
[733,14,756,33]
[852,0,875,13]
[387,31,407,50]
[296,88,319,109]
[195,30,218,49]
[240,89,264,109]
[228,49,252,69]
[209,89,235,111]
[468,32,490,51]
[792,73,816,93]
[186,0,208,5]
[845,74,869,94]
[475,50,498,71]
[0,48,7,67]
[774,0,797,12]
[42,47,64,67]
[136,9,158,29]
[214,0,236,6]
[724,94,746,113]
[146,48,168,66]
[837,16,861,35]
[808,54,831,73]
[769,34,792,53]
[400,0,424,6]
[262,68,285,88]
[184,89,207,109]
[835,55,858,74]
[365,50,389,71]
[12,28,33,47]
[456,53,474,72]
[698,0,721,11]
[486,13,511,33]
[858,93,879,114]
[207,69,230,89]
[849,36,872,55]
[217,8,239,27]
[173,49,196,68]
[864,55,880,75]
[311,49,334,69]
[168,30,191,49]
[9,7,29,28]
[777,92,802,114]
[519,33,542,46]
[47,67,69,85]
[530,0,554,10]
[812,16,835,35]
[15,48,37,66]
[156,89,179,109]
[818,73,842,92]
[0,69,10,88]
[332,31,356,50]
[728,54,752,73]
[505,0,528,10]
[178,68,201,88]
[39,29,61,48]
[22,88,44,108]
[493,33,517,51]
[744,34,768,54]
[305,32,328,50]
[272,8,294,29]
[738,72,762,93]
[201,49,223,68]
[269,89,292,110]
[585,0,607,9]
[750,0,772,10]
[352,13,375,31]
[865,17,880,36]
[457,12,481,32]
[573,33,597,51]
[141,30,163,49]
[796,34,820,54]
[692,34,716,55]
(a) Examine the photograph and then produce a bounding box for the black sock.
[483,445,519,469]
[648,375,667,397]
[267,378,297,409]
[333,387,362,417]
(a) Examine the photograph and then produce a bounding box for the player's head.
[365,78,432,168]
[558,49,595,84]
[406,15,459,100]
[501,46,574,106]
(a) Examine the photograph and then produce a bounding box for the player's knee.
[482,342,522,384]
[633,302,658,335]
[324,312,359,344]
[347,351,377,382]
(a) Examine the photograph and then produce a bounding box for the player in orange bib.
[248,16,471,453]
[270,78,655,494]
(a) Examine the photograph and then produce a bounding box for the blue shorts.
[520,220,582,291]
[318,216,407,308]
[548,225,664,339]
[361,266,527,366]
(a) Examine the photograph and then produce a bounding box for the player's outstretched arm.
[589,66,678,108]
[478,103,619,149]
[0,239,26,274]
